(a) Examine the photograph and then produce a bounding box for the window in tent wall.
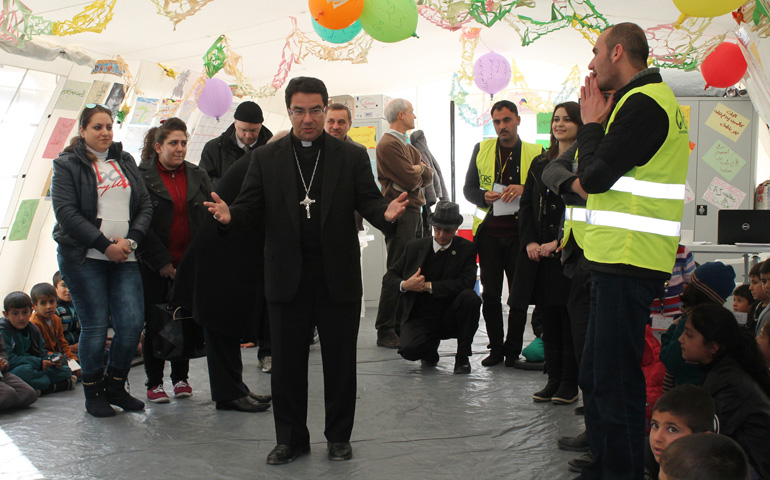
[0,65,58,244]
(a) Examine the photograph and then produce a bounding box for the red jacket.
[642,324,665,422]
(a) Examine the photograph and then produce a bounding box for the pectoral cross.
[300,195,315,219]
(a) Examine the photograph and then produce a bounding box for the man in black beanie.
[199,100,273,188]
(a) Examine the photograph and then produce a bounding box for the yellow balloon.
[673,0,745,23]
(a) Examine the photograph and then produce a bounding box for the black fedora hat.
[428,201,463,230]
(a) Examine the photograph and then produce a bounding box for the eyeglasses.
[84,103,109,109]
[288,107,326,118]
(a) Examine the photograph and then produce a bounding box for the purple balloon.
[197,78,233,120]
[473,52,511,96]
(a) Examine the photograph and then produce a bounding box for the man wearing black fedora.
[383,201,481,374]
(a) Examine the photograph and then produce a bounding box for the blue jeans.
[57,255,144,376]
[579,271,661,479]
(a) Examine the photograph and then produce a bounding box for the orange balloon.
[309,0,364,30]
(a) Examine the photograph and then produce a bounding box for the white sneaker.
[260,356,272,373]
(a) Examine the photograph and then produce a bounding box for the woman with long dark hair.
[52,105,153,417]
[137,117,211,403]
[511,101,583,404]
[680,303,770,478]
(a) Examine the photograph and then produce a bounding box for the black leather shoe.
[377,331,400,349]
[481,351,504,367]
[453,355,471,374]
[266,444,310,465]
[248,391,272,403]
[558,430,590,452]
[216,396,271,412]
[568,451,594,472]
[420,350,439,367]
[327,441,352,461]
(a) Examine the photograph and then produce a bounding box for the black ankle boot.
[104,368,145,411]
[82,373,116,418]
[533,378,560,402]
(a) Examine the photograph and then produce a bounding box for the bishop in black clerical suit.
[206,77,408,466]
[383,201,481,374]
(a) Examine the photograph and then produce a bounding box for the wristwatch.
[127,239,138,252]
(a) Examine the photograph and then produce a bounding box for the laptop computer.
[717,210,770,245]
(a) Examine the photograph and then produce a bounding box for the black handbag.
[149,304,206,361]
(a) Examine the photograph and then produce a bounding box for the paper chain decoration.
[151,0,215,29]
[52,0,117,36]
[647,17,726,71]
[0,0,116,45]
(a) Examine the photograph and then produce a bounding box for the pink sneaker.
[173,380,193,398]
[147,385,170,403]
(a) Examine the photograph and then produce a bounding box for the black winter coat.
[510,153,571,308]
[52,140,153,263]
[198,122,273,189]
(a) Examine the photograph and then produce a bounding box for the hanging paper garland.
[151,0,215,29]
[360,0,418,43]
[309,0,364,30]
[203,35,227,78]
[467,0,523,28]
[312,18,362,44]
[510,0,608,47]
[52,0,117,36]
[0,0,52,45]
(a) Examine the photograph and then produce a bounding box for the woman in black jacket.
[52,105,153,417]
[680,304,770,479]
[137,118,211,403]
[511,101,582,404]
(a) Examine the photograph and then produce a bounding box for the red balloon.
[701,42,747,89]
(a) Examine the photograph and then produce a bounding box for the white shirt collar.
[235,136,257,150]
[386,129,409,145]
[433,238,452,252]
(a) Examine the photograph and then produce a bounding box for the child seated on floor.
[53,271,80,354]
[659,433,750,480]
[0,291,75,395]
[679,304,770,479]
[0,331,37,410]
[29,283,80,376]
[660,262,736,391]
[746,262,768,334]
[644,385,716,479]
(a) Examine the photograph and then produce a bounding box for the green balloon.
[359,0,418,43]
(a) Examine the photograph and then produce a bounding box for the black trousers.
[398,289,481,360]
[476,233,519,354]
[269,270,361,448]
[203,328,252,402]
[375,209,421,334]
[567,256,591,365]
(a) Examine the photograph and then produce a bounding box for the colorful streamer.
[468,0,534,28]
[51,0,117,37]
[417,3,472,31]
[0,0,52,45]
[646,18,725,71]
[151,0,215,29]
[508,0,608,46]
[203,35,227,78]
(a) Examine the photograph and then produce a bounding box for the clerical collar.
[290,131,324,149]
[433,238,452,252]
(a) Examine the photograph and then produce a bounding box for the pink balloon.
[197,78,233,120]
[474,52,511,96]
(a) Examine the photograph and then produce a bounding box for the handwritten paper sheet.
[536,112,551,134]
[702,176,747,210]
[348,126,376,149]
[84,80,110,107]
[9,199,39,241]
[54,80,89,111]
[42,118,77,159]
[702,140,746,181]
[684,181,695,204]
[705,102,750,142]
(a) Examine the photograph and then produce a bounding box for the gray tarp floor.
[0,309,584,480]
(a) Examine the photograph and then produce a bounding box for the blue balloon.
[312,18,362,44]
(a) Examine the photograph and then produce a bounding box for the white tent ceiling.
[19,0,742,98]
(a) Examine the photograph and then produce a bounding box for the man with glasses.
[383,201,480,374]
[199,100,273,188]
[375,98,433,349]
[205,77,408,465]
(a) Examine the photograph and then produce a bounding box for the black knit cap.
[234,101,264,124]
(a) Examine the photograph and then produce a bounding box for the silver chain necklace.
[293,147,321,219]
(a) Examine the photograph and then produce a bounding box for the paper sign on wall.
[702,176,747,210]
[684,181,695,204]
[8,199,39,241]
[84,80,110,107]
[348,126,376,149]
[104,83,125,116]
[54,80,90,111]
[130,97,159,125]
[705,102,750,142]
[536,112,551,134]
[42,118,76,159]
[702,140,746,181]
